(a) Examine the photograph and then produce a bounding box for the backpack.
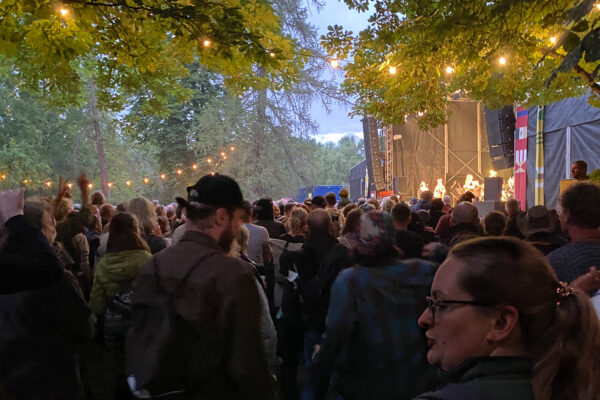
[104,280,134,343]
[125,252,217,399]
[277,242,305,326]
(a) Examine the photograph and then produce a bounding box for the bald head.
[451,201,479,224]
[307,208,333,235]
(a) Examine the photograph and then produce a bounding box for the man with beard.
[128,174,275,399]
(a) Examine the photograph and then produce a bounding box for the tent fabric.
[349,160,367,201]
[525,92,600,210]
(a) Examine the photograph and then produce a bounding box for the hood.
[96,250,152,281]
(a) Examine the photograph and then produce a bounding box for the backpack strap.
[153,252,219,296]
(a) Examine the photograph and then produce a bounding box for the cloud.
[312,131,363,144]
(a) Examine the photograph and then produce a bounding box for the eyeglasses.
[425,296,492,324]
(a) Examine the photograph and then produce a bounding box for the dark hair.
[483,210,506,236]
[459,191,476,203]
[312,196,326,209]
[450,237,600,400]
[420,190,433,201]
[155,206,164,217]
[324,192,337,206]
[241,200,252,221]
[342,203,358,218]
[559,182,600,228]
[430,198,444,212]
[99,203,114,222]
[157,216,169,235]
[284,203,295,215]
[106,213,149,253]
[90,191,105,206]
[573,159,587,169]
[307,209,331,235]
[342,208,362,235]
[391,202,411,224]
[255,198,274,220]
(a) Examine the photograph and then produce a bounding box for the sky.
[306,1,370,144]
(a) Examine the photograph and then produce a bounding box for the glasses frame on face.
[425,296,494,324]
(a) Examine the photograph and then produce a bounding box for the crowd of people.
[1,171,600,400]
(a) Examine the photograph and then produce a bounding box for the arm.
[227,269,275,400]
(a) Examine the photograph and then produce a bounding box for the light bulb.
[499,56,506,65]
[88,183,93,189]
[160,174,166,180]
[144,177,149,183]
[126,180,131,186]
[46,181,52,187]
[60,8,68,16]
[389,66,397,75]
[203,39,211,47]
[220,152,226,157]
[177,169,183,175]
[108,182,113,188]
[192,164,198,170]
[446,66,455,74]
[550,36,556,44]
[329,59,340,68]
[230,146,235,151]
[269,52,276,58]
[207,158,212,163]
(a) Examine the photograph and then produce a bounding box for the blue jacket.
[315,259,438,400]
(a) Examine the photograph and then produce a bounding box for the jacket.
[90,249,152,316]
[0,215,63,294]
[131,230,274,400]
[413,356,534,400]
[315,260,437,400]
[0,271,94,399]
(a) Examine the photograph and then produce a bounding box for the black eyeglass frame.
[425,296,495,324]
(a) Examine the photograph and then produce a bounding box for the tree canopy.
[0,0,304,113]
[322,0,600,128]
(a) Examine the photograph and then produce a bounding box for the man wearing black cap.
[129,174,274,399]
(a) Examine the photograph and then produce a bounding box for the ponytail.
[533,290,600,400]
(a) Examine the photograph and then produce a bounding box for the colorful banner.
[535,106,545,205]
[515,107,528,211]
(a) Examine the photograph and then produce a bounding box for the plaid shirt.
[315,259,438,400]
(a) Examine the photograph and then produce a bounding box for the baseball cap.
[175,174,244,218]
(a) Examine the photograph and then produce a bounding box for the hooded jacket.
[90,249,152,316]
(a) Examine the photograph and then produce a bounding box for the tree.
[322,0,600,128]
[0,0,302,113]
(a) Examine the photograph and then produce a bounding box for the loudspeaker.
[484,177,503,202]
[485,105,515,170]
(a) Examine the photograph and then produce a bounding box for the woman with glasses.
[415,237,600,400]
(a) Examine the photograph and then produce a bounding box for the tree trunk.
[252,66,267,197]
[88,77,109,196]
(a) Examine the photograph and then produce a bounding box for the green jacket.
[414,357,534,400]
[90,249,152,315]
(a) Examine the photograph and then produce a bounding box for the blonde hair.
[288,207,308,234]
[128,197,158,235]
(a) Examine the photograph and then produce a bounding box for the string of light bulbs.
[0,146,236,191]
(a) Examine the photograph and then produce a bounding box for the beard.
[217,222,236,253]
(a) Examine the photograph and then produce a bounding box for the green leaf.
[563,31,581,52]
[582,28,600,63]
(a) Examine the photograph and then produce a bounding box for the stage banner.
[535,106,545,205]
[515,107,528,211]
